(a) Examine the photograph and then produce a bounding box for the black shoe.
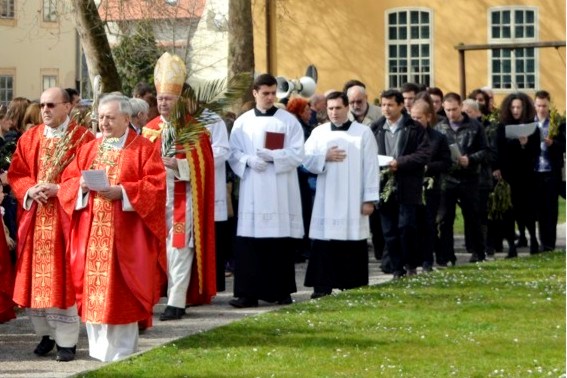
[407,268,418,276]
[56,345,76,362]
[34,336,55,356]
[515,237,528,248]
[310,292,330,299]
[229,297,258,308]
[159,305,185,321]
[530,240,540,254]
[392,271,405,279]
[469,253,486,263]
[448,256,457,266]
[277,295,293,305]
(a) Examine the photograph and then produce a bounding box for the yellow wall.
[253,0,566,111]
[0,1,78,101]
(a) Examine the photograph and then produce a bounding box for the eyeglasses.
[40,102,67,109]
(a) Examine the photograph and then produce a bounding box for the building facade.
[252,0,566,110]
[1,1,565,110]
[0,0,79,104]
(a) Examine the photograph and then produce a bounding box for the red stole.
[143,116,216,304]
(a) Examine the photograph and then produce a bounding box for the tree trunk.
[70,0,122,93]
[228,0,254,104]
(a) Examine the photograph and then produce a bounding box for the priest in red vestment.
[142,52,216,321]
[7,87,94,362]
[60,94,166,362]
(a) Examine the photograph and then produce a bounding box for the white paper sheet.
[449,143,461,162]
[505,122,538,139]
[378,155,394,167]
[81,170,109,191]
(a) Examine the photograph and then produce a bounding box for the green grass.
[454,197,566,234]
[81,253,566,378]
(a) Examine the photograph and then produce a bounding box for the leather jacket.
[434,113,487,185]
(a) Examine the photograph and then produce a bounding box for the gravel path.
[1,226,564,378]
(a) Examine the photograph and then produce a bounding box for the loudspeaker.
[276,76,317,99]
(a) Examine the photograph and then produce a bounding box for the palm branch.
[169,73,252,152]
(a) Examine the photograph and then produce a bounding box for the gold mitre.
[154,52,186,96]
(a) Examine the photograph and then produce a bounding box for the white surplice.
[205,113,230,221]
[228,108,305,238]
[303,121,380,241]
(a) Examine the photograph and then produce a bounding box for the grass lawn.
[82,253,566,378]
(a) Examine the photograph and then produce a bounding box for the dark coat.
[493,121,539,184]
[435,113,487,185]
[424,127,451,192]
[371,114,430,205]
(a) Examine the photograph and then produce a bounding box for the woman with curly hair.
[492,92,539,255]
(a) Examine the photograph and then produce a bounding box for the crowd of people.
[0,51,564,364]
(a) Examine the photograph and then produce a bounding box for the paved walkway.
[0,225,564,378]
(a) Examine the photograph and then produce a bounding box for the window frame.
[385,7,434,89]
[488,6,539,91]
[43,0,58,23]
[0,0,15,19]
[0,72,14,107]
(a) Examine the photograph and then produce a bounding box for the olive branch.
[42,126,91,183]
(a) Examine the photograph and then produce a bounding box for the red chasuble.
[7,124,94,309]
[0,216,15,323]
[59,131,166,324]
[143,116,216,305]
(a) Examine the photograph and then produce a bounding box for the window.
[43,75,57,91]
[386,9,432,89]
[0,75,13,106]
[43,0,57,22]
[490,8,537,90]
[0,0,14,18]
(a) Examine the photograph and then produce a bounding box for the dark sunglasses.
[40,102,67,109]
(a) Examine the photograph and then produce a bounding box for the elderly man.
[345,83,384,262]
[142,52,216,320]
[60,94,166,361]
[346,85,382,125]
[8,87,94,361]
[129,97,149,134]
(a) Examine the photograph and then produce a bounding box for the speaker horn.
[276,76,317,99]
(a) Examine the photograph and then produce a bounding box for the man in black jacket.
[371,89,430,278]
[533,90,565,251]
[436,93,487,264]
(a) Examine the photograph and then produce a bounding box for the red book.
[264,131,285,150]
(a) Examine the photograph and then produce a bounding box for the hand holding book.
[264,131,285,150]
